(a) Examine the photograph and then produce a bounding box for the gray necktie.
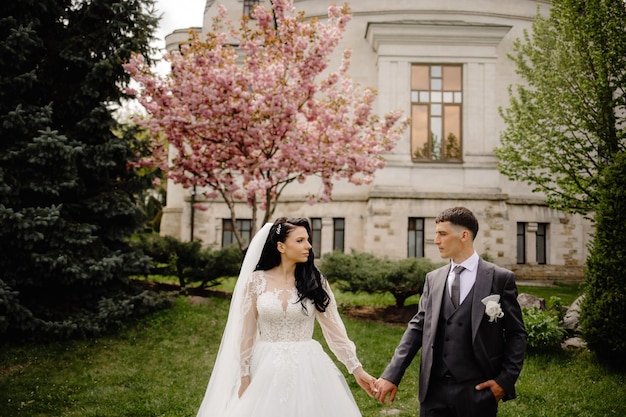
[451,265,465,308]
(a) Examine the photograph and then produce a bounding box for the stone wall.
[509,264,584,284]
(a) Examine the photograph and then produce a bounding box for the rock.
[188,295,210,305]
[561,336,587,350]
[379,409,402,416]
[562,294,585,333]
[517,293,546,310]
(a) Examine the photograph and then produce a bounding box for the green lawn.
[1,283,624,417]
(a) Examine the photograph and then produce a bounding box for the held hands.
[373,378,398,405]
[353,366,378,397]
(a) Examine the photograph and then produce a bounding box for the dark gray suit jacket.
[381,259,527,402]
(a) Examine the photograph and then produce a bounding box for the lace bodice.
[256,286,314,342]
[239,271,361,376]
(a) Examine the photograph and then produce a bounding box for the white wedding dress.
[226,270,363,417]
[196,223,363,417]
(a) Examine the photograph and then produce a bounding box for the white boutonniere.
[481,295,504,322]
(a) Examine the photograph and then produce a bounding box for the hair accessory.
[276,224,282,235]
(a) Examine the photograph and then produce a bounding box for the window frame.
[333,218,345,253]
[516,222,526,264]
[536,223,548,265]
[310,217,322,258]
[410,63,463,163]
[408,217,425,258]
[243,0,260,18]
[222,219,252,248]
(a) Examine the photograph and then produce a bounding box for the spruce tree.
[0,0,165,339]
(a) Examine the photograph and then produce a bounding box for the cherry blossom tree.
[124,0,407,248]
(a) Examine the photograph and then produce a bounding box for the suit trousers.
[419,374,498,417]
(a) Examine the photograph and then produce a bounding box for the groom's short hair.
[435,206,479,240]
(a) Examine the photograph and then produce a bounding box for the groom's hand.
[374,378,398,405]
[475,379,505,402]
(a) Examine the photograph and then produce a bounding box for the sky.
[117,1,203,117]
[143,0,205,78]
[153,0,204,47]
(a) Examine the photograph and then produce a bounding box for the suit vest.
[432,282,483,382]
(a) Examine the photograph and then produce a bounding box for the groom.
[374,207,527,417]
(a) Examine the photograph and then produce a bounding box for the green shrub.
[320,250,391,294]
[581,152,626,370]
[132,234,242,289]
[198,243,242,287]
[523,307,566,353]
[320,251,443,307]
[384,257,443,307]
[547,296,566,322]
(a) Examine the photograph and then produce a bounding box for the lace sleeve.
[240,272,260,377]
[315,278,362,373]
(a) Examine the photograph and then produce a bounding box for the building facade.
[161,0,591,282]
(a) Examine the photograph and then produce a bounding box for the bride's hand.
[238,376,250,398]
[353,366,377,397]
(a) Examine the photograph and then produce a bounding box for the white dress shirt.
[447,251,480,305]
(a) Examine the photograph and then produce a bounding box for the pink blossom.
[124,0,407,233]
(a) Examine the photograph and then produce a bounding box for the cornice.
[365,20,512,52]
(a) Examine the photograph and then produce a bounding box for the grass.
[2,282,624,417]
[0,296,225,417]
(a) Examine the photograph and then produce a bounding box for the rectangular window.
[222,219,252,248]
[311,218,322,258]
[410,64,463,162]
[333,218,345,253]
[536,223,548,265]
[516,222,526,264]
[408,217,425,258]
[243,0,260,18]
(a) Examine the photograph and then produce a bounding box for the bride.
[196,217,376,417]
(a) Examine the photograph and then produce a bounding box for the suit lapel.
[471,259,494,341]
[429,266,449,329]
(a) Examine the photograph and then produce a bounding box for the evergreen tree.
[580,152,626,369]
[0,0,166,339]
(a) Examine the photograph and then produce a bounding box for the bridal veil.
[196,223,272,417]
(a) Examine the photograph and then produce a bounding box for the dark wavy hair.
[255,217,330,313]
